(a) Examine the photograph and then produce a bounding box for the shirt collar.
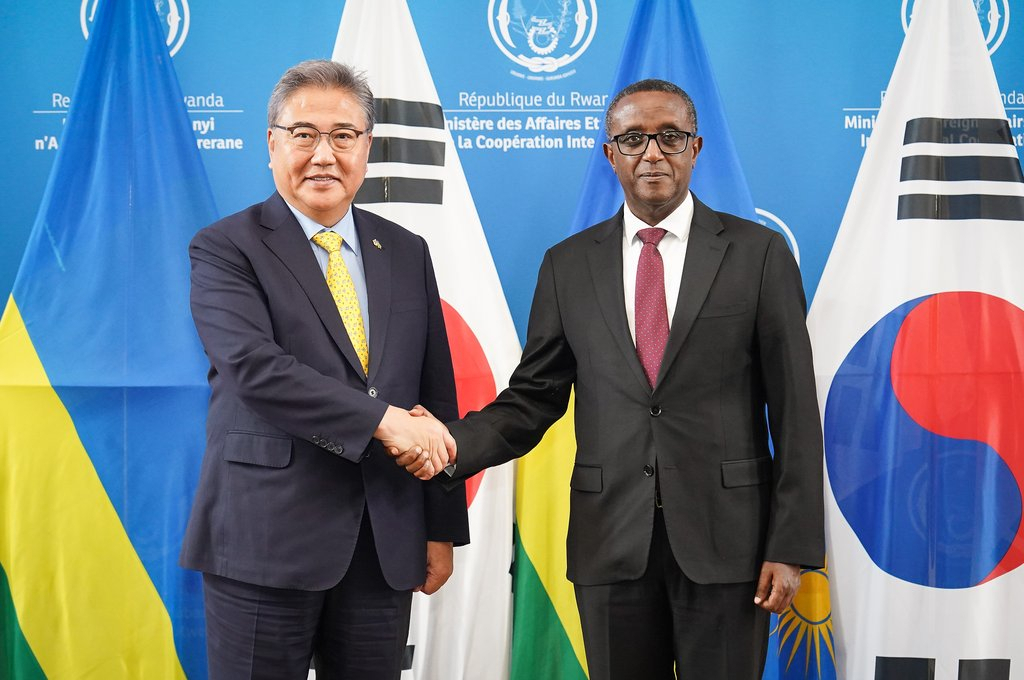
[622,191,693,246]
[285,201,360,256]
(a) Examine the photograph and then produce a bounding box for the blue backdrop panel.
[2,2,1022,340]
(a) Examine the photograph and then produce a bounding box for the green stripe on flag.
[511,525,588,680]
[0,565,45,680]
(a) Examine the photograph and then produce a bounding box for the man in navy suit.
[180,59,468,680]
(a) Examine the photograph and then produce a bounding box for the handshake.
[374,404,456,480]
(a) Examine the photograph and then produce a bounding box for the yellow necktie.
[311,231,369,374]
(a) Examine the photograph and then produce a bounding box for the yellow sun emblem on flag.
[774,558,835,678]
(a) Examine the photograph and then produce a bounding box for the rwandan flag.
[510,0,835,678]
[0,0,217,677]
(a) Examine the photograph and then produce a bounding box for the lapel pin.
[372,239,382,250]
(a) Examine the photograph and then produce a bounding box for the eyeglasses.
[271,124,367,152]
[609,130,695,156]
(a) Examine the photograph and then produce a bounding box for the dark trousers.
[574,509,769,680]
[202,511,413,680]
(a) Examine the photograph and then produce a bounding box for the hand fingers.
[421,568,453,595]
[393,446,425,469]
[428,432,449,468]
[762,583,796,613]
[754,565,800,613]
[443,430,457,464]
[428,450,446,476]
[420,571,447,595]
[753,567,773,607]
[414,459,435,480]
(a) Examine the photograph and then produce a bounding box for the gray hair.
[267,59,375,131]
[604,79,698,139]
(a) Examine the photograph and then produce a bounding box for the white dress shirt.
[622,192,693,344]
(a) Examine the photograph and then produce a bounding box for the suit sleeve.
[416,241,471,545]
[756,233,825,568]
[189,226,388,464]
[447,249,576,479]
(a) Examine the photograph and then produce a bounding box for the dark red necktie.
[635,227,669,388]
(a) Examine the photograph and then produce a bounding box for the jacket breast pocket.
[721,456,771,488]
[222,431,293,468]
[391,297,427,313]
[570,464,603,492]
[697,301,748,319]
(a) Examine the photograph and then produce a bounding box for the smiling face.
[267,86,372,226]
[603,90,703,226]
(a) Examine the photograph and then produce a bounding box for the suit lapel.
[260,193,366,380]
[586,210,652,393]
[353,207,391,383]
[655,196,728,388]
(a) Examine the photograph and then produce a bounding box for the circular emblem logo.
[755,207,800,266]
[824,292,1024,588]
[487,0,598,75]
[902,0,1009,54]
[81,0,191,57]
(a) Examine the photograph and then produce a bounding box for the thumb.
[410,404,434,418]
[753,565,772,605]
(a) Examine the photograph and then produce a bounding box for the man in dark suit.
[397,79,824,679]
[180,60,468,680]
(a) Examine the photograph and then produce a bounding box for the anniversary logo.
[841,0,1020,151]
[488,0,598,81]
[461,2,607,153]
[903,0,1009,54]
[33,2,247,155]
[82,0,190,56]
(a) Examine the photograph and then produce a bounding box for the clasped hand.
[374,404,455,480]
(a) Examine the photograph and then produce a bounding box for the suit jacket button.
[650,406,662,417]
[368,387,378,398]
[327,443,336,452]
[643,464,655,477]
[312,435,321,444]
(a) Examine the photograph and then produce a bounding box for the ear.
[603,141,616,168]
[690,135,703,167]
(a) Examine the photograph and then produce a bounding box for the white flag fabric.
[332,2,519,678]
[807,0,1024,678]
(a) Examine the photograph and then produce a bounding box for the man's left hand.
[415,541,454,595]
[753,561,801,613]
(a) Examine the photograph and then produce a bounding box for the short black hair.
[604,79,698,139]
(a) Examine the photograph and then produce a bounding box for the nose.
[310,134,335,164]
[641,136,665,162]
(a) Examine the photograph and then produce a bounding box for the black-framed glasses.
[271,124,367,152]
[609,130,695,156]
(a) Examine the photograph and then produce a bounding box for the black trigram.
[897,117,1024,221]
[875,656,1010,680]
[356,97,446,205]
